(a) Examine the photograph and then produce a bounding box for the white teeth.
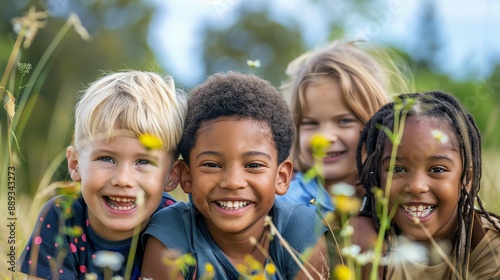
[326,152,341,158]
[108,196,136,203]
[217,201,250,210]
[402,205,434,218]
[106,196,137,210]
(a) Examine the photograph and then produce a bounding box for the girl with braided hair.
[351,91,500,279]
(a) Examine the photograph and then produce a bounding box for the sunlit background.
[1,0,499,203]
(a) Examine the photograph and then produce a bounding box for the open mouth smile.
[104,196,137,211]
[402,205,435,218]
[215,200,251,210]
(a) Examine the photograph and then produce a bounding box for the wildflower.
[355,250,374,266]
[389,236,428,265]
[333,264,351,280]
[11,6,49,48]
[333,195,361,214]
[92,251,125,271]
[331,184,360,214]
[84,273,98,280]
[310,134,329,158]
[330,183,356,197]
[339,224,354,238]
[265,263,276,276]
[18,62,32,75]
[138,134,163,150]
[110,276,124,280]
[431,129,449,144]
[247,59,261,69]
[204,263,215,278]
[341,244,361,259]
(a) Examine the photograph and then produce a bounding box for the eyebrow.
[91,149,160,161]
[382,155,454,163]
[195,150,272,160]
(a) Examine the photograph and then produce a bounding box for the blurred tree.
[0,0,160,195]
[201,5,306,88]
[412,0,443,70]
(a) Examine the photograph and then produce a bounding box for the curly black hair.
[356,90,500,279]
[178,71,296,165]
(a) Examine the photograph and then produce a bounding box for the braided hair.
[355,90,500,279]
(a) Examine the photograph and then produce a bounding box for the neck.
[209,224,271,268]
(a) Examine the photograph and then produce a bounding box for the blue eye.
[137,159,152,165]
[99,156,115,163]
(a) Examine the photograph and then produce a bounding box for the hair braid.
[356,90,500,279]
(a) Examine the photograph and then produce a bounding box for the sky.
[148,0,500,88]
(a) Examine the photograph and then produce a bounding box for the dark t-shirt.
[18,193,175,280]
[143,200,327,279]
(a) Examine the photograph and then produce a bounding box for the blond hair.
[282,40,410,172]
[73,70,187,152]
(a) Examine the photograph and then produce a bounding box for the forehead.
[302,78,348,110]
[195,117,274,148]
[383,116,460,157]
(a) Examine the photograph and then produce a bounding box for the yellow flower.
[333,264,352,280]
[205,263,214,273]
[265,263,276,275]
[138,134,163,150]
[333,195,361,214]
[310,134,329,158]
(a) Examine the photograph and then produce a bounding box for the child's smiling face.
[381,116,464,241]
[68,135,176,240]
[180,117,292,236]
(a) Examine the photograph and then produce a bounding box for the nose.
[404,171,429,196]
[321,124,339,143]
[110,164,135,188]
[219,166,246,190]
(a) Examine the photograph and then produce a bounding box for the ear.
[164,159,181,192]
[178,160,193,194]
[275,159,293,195]
[67,146,81,182]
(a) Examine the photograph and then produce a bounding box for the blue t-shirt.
[18,193,175,280]
[143,200,327,280]
[276,172,334,215]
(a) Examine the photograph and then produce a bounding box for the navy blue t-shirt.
[18,193,175,280]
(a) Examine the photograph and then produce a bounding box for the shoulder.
[276,173,318,204]
[144,202,192,241]
[273,199,319,222]
[469,214,500,278]
[157,191,177,209]
[36,195,85,225]
[273,200,326,244]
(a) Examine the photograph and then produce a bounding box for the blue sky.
[148,0,500,87]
